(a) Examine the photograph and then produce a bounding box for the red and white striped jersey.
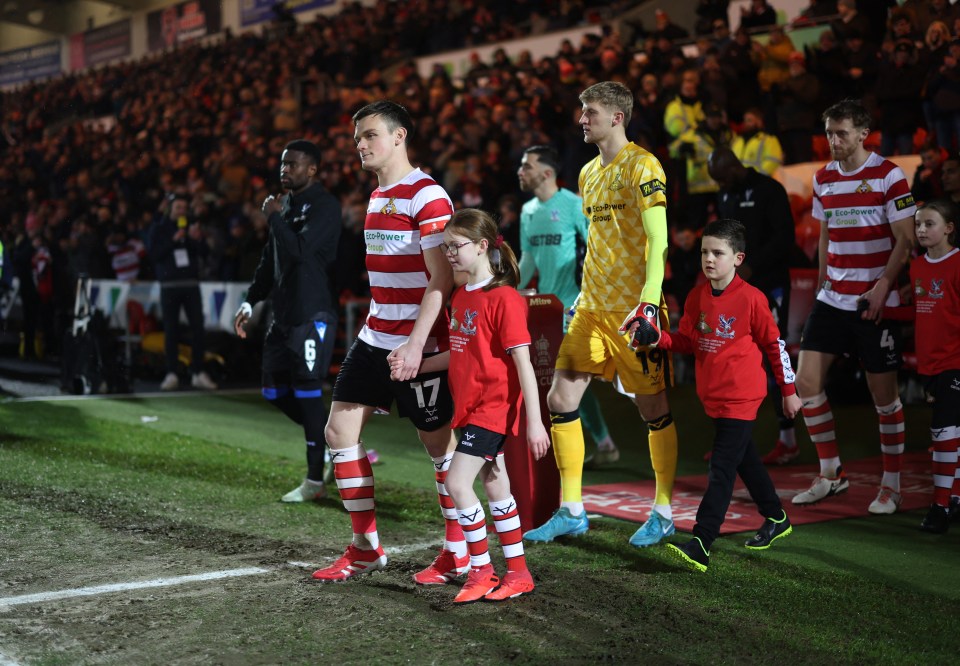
[812,152,916,311]
[358,168,453,351]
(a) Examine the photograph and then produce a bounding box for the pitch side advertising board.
[147,0,223,52]
[239,0,336,27]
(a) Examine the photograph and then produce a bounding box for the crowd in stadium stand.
[0,0,955,361]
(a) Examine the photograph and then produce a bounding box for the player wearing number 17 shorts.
[311,101,469,585]
[522,81,680,549]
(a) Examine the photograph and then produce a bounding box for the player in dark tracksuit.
[234,140,342,502]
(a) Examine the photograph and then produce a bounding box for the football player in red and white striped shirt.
[792,99,917,515]
[312,101,468,583]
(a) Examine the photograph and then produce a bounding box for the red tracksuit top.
[659,275,797,420]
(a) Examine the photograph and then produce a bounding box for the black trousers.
[160,284,205,374]
[693,418,783,550]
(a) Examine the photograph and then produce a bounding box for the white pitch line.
[7,388,259,403]
[0,651,22,666]
[0,567,270,609]
[287,540,443,570]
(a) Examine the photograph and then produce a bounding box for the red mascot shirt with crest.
[910,248,960,376]
[659,275,796,420]
[448,282,530,435]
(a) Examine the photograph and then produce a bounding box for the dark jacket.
[147,215,207,284]
[715,168,795,294]
[875,58,925,134]
[246,182,341,327]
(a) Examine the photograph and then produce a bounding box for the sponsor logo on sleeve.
[894,194,915,211]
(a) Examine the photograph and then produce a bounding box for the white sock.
[779,428,796,448]
[819,457,842,478]
[596,435,616,452]
[652,503,672,520]
[881,472,900,493]
[561,501,584,516]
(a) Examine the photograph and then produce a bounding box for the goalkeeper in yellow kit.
[523,81,678,548]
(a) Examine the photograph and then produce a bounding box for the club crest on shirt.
[717,313,736,339]
[930,278,944,299]
[292,203,312,224]
[380,196,398,215]
[459,308,478,336]
[914,279,926,298]
[855,179,873,194]
[550,209,560,222]
[696,312,713,334]
[609,170,624,191]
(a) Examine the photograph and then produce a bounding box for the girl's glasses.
[440,240,473,256]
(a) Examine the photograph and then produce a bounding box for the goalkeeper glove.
[619,302,661,349]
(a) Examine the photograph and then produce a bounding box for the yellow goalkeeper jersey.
[578,142,667,313]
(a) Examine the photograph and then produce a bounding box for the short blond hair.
[580,81,633,125]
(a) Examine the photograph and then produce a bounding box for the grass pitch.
[1,382,958,665]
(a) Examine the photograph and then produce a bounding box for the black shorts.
[262,313,337,394]
[924,369,960,429]
[455,424,507,462]
[332,339,453,432]
[799,300,902,373]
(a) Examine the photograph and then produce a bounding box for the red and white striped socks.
[932,425,960,507]
[457,502,491,569]
[432,454,467,558]
[457,495,527,573]
[801,392,842,477]
[332,443,379,550]
[489,496,527,574]
[877,399,905,492]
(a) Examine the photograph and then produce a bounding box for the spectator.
[720,27,762,121]
[652,9,690,42]
[670,104,738,229]
[941,151,960,204]
[830,0,874,46]
[807,27,847,109]
[905,0,960,32]
[839,29,879,102]
[146,194,217,391]
[912,142,946,203]
[754,25,795,98]
[106,225,145,282]
[695,1,731,36]
[921,21,953,133]
[735,107,784,175]
[740,0,778,31]
[776,51,822,164]
[710,19,734,52]
[886,9,924,50]
[927,37,960,151]
[875,41,925,156]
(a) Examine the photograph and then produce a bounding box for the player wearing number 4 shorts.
[234,139,341,505]
[792,100,916,515]
[523,81,679,549]
[311,101,469,584]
